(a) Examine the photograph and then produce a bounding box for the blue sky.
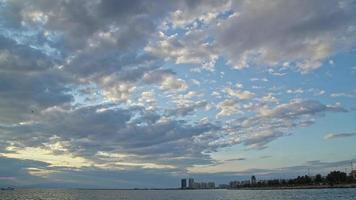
[0,0,356,188]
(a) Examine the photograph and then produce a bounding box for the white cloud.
[145,31,218,71]
[160,76,187,91]
[222,100,347,149]
[99,76,136,102]
[137,91,156,110]
[225,88,255,100]
[216,99,241,118]
[168,1,231,28]
[330,92,354,98]
[287,88,304,94]
[261,93,279,103]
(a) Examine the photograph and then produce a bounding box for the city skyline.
[0,0,356,188]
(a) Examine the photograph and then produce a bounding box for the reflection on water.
[0,188,356,200]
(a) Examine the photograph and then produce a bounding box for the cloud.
[324,132,356,140]
[223,100,347,149]
[0,36,73,123]
[0,156,180,188]
[145,31,218,71]
[99,76,137,102]
[330,92,354,98]
[225,88,255,100]
[0,156,49,187]
[224,158,246,162]
[287,88,304,94]
[216,99,241,118]
[0,36,53,72]
[167,0,230,28]
[0,104,219,170]
[0,0,183,105]
[143,69,187,91]
[261,93,279,103]
[166,101,208,117]
[216,0,356,72]
[0,0,355,188]
[258,100,347,118]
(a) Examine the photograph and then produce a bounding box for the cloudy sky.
[0,0,356,188]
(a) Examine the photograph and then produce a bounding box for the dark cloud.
[1,104,218,168]
[0,36,53,72]
[224,158,246,162]
[0,36,73,123]
[0,156,49,187]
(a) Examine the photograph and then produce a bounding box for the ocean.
[0,188,356,200]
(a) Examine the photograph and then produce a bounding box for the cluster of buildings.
[181,178,215,189]
[227,176,257,188]
[180,176,256,189]
[180,169,356,190]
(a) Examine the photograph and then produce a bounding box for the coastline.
[229,184,356,190]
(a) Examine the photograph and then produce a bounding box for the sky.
[0,0,356,189]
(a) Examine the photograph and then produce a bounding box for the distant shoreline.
[81,184,356,191]
[4,184,356,191]
[229,184,356,190]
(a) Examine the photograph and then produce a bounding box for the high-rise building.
[188,178,194,189]
[181,179,187,189]
[251,175,257,185]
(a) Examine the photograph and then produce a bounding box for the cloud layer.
[0,0,355,187]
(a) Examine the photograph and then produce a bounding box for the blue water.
[0,188,355,200]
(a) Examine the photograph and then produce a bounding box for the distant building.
[350,170,356,180]
[218,184,229,189]
[192,182,200,189]
[229,180,240,188]
[251,175,256,185]
[181,179,187,189]
[207,182,215,189]
[180,178,215,189]
[200,182,207,189]
[188,178,194,189]
[241,180,251,185]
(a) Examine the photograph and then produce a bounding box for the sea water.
[0,188,355,200]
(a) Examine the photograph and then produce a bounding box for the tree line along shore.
[225,170,356,190]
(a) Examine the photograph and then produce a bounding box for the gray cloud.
[1,104,218,168]
[216,0,356,72]
[0,36,53,72]
[143,69,188,91]
[324,132,356,140]
[0,36,73,123]
[166,101,208,117]
[0,156,49,187]
[224,157,246,162]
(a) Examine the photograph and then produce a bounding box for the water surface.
[1,188,355,200]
